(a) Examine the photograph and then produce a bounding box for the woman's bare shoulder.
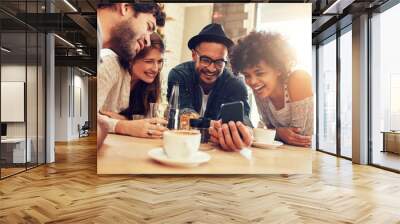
[287,70,313,102]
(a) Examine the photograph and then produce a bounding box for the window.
[371,2,400,171]
[340,28,352,158]
[317,37,337,154]
[0,1,47,179]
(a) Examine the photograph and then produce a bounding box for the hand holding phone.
[209,120,253,151]
[210,101,253,151]
[218,101,244,124]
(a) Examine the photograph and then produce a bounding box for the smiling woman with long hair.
[99,33,168,138]
[119,33,163,118]
[230,31,314,147]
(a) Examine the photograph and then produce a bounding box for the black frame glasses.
[194,50,227,69]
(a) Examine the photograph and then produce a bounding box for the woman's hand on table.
[97,115,109,149]
[115,118,168,138]
[209,120,253,151]
[276,127,311,147]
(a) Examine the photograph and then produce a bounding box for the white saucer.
[148,148,210,167]
[252,140,283,149]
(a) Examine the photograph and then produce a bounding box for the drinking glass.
[147,103,165,126]
[147,103,162,119]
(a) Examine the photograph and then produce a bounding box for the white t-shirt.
[199,87,211,117]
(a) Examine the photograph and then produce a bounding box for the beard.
[108,20,138,62]
[196,66,222,93]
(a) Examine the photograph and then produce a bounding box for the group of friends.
[97,3,314,151]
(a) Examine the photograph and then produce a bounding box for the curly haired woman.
[230,31,313,147]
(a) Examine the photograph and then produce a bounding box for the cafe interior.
[1,0,400,223]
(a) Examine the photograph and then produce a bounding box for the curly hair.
[98,3,166,27]
[229,31,296,79]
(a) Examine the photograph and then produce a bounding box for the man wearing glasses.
[167,23,253,151]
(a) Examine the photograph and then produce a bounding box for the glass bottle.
[190,117,211,143]
[167,83,180,129]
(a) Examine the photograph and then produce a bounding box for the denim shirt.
[167,61,253,127]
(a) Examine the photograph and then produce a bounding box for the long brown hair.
[120,33,165,118]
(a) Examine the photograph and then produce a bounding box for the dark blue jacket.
[167,61,252,127]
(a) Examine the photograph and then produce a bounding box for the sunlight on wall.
[256,3,312,72]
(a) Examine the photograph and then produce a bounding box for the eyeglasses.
[194,50,227,69]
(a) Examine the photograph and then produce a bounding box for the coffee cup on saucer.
[163,130,201,160]
[253,128,276,144]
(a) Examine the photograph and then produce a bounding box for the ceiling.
[0,0,96,74]
[0,0,394,75]
[264,0,390,42]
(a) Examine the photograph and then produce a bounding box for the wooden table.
[98,134,313,174]
[381,131,400,154]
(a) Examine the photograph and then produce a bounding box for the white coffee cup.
[253,128,276,144]
[163,130,201,160]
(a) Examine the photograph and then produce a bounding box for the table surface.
[97,134,313,174]
[381,131,400,134]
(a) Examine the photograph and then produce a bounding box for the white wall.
[256,3,312,72]
[180,5,213,62]
[54,67,89,141]
[1,65,33,137]
[244,4,256,33]
[55,66,69,141]
[1,65,25,80]
[161,4,186,102]
[72,73,89,138]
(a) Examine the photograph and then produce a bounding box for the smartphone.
[219,101,244,124]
